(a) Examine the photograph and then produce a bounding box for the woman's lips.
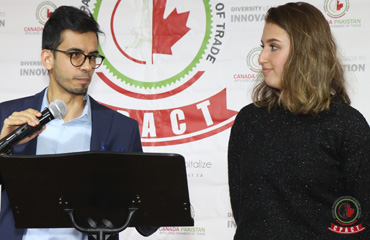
[261,68,272,74]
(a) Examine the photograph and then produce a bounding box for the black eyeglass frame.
[48,48,105,69]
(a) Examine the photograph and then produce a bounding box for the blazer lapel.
[89,97,113,151]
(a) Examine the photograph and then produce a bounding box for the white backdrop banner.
[0,0,369,239]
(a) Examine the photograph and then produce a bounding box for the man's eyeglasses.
[49,48,105,69]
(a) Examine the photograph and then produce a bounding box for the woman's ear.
[41,49,54,70]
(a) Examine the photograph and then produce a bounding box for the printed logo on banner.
[328,196,366,234]
[24,1,56,34]
[324,0,350,18]
[21,2,53,75]
[246,47,262,73]
[233,47,261,82]
[91,0,237,146]
[36,1,56,25]
[323,0,361,28]
[158,226,206,236]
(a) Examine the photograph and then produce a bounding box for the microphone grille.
[49,100,67,119]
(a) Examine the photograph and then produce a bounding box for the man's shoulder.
[0,90,44,112]
[1,95,34,106]
[89,96,138,124]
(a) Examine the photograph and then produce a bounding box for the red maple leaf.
[152,0,190,55]
[47,9,54,18]
[336,0,344,11]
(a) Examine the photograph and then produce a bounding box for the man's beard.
[67,86,88,95]
[55,73,90,96]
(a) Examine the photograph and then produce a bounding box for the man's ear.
[41,49,54,70]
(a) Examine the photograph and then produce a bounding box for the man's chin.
[69,88,88,96]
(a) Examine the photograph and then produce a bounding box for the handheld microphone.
[0,100,67,154]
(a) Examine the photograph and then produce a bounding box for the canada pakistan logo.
[36,1,56,25]
[92,0,237,146]
[328,196,365,234]
[324,0,350,18]
[247,47,262,73]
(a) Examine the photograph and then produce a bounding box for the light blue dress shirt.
[23,89,92,240]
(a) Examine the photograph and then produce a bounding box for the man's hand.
[0,109,46,146]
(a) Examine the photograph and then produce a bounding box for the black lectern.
[0,151,194,240]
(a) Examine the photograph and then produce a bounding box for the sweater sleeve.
[340,108,370,234]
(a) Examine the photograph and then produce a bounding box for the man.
[0,6,154,240]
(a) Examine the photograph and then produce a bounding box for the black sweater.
[228,102,370,239]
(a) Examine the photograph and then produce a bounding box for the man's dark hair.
[42,6,103,50]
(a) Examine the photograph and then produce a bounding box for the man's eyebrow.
[66,47,83,52]
[66,48,99,54]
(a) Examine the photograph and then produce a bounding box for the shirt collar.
[41,87,92,123]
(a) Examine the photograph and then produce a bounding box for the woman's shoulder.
[238,103,265,115]
[328,101,369,131]
[232,103,275,129]
[330,101,367,120]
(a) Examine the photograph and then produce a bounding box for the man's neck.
[47,89,87,122]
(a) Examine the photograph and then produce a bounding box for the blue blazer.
[0,89,143,240]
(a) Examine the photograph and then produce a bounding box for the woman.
[228,2,370,239]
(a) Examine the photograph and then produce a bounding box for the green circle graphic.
[36,1,56,25]
[324,0,349,18]
[93,0,213,89]
[247,48,262,72]
[334,198,359,224]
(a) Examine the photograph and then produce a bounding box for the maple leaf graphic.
[152,0,191,55]
[336,0,344,11]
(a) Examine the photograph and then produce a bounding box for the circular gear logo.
[36,1,56,25]
[332,196,360,225]
[91,1,238,146]
[324,0,350,18]
[93,0,212,98]
[246,47,262,73]
[328,196,366,234]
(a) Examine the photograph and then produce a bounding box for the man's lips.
[75,78,90,83]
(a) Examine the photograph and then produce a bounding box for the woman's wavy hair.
[253,2,350,115]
